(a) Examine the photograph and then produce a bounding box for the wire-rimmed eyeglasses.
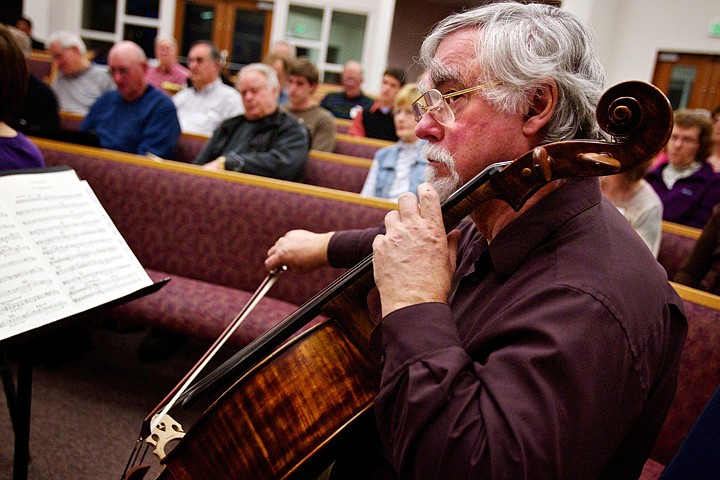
[411,81,500,126]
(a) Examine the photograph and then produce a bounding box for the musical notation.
[0,170,153,342]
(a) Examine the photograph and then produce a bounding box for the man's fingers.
[417,183,444,224]
[396,191,420,220]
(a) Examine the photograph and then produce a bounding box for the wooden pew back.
[658,221,701,280]
[305,150,371,193]
[333,133,393,159]
[173,133,371,193]
[28,50,56,84]
[651,283,720,465]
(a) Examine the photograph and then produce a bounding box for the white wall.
[564,0,720,87]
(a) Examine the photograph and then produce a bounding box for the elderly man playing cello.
[266,2,686,479]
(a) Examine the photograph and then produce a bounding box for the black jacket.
[193,109,309,182]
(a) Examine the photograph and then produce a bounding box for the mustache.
[422,143,456,167]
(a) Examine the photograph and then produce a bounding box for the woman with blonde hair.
[360,83,427,200]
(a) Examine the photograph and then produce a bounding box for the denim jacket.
[372,140,428,199]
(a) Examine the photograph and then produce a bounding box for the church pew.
[647,282,720,472]
[59,111,84,131]
[304,150,371,193]
[33,137,394,347]
[333,133,393,159]
[335,118,352,134]
[658,221,702,280]
[173,132,371,193]
[28,50,56,84]
[60,110,390,162]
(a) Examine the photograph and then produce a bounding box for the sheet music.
[0,169,152,342]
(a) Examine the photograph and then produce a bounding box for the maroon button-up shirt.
[328,177,687,480]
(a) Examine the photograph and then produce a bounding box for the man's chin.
[426,172,460,203]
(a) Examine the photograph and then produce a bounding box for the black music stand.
[0,279,169,480]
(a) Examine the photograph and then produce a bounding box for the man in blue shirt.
[82,41,180,159]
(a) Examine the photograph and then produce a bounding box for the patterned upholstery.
[105,270,303,346]
[658,231,697,280]
[333,135,392,159]
[304,154,370,193]
[40,143,392,347]
[649,296,720,465]
[174,133,209,164]
[28,53,55,84]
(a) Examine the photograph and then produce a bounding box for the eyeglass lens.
[412,90,454,126]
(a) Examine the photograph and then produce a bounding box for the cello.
[123,80,673,479]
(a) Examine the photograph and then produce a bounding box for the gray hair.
[419,2,605,143]
[238,63,280,91]
[8,26,31,55]
[46,30,87,55]
[154,36,177,50]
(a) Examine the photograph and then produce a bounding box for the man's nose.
[415,112,443,142]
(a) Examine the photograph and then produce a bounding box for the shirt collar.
[195,77,223,93]
[487,177,602,280]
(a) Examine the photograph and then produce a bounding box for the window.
[283,4,368,83]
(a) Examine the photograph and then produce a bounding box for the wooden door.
[174,0,272,74]
[652,52,720,111]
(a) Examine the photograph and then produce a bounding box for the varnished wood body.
[156,268,381,479]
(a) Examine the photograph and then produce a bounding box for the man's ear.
[522,79,558,136]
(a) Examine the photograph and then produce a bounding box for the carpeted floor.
[0,323,226,480]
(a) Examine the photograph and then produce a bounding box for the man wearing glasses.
[81,41,180,160]
[266,3,686,479]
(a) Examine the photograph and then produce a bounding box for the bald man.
[81,41,180,159]
[320,60,373,119]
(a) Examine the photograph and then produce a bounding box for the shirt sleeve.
[327,226,384,268]
[370,286,651,479]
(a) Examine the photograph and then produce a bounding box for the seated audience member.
[601,160,663,257]
[646,109,720,228]
[707,106,720,172]
[46,30,115,114]
[282,57,336,152]
[270,40,296,61]
[320,60,374,120]
[172,41,244,136]
[81,41,180,159]
[194,63,309,181]
[0,24,44,170]
[264,53,290,106]
[349,67,404,141]
[15,16,44,50]
[674,203,720,294]
[360,83,427,200]
[145,36,190,94]
[7,26,60,138]
[265,4,686,478]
